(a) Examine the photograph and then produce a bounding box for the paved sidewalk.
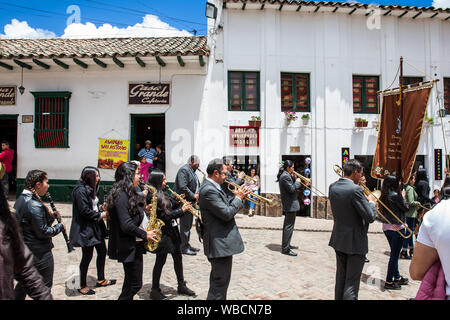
[10,201,419,300]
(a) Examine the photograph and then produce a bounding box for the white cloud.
[432,0,450,8]
[62,14,192,38]
[1,19,56,39]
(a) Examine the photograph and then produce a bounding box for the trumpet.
[333,164,413,239]
[223,180,274,207]
[232,169,257,184]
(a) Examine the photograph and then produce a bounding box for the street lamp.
[205,2,217,19]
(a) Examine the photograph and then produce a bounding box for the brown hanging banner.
[371,85,432,184]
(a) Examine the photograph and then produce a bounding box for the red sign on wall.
[229,126,259,147]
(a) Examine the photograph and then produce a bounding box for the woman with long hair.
[148,169,196,300]
[70,166,115,295]
[276,160,301,256]
[380,175,410,290]
[0,182,52,300]
[105,161,157,300]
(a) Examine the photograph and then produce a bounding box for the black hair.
[380,175,400,205]
[105,161,141,216]
[1,140,9,146]
[24,170,48,190]
[222,156,233,166]
[276,160,294,182]
[343,159,362,177]
[440,175,450,200]
[148,169,171,215]
[207,158,224,176]
[156,144,163,151]
[81,166,100,199]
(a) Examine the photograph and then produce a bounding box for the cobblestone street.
[11,201,420,300]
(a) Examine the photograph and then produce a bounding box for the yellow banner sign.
[98,138,129,169]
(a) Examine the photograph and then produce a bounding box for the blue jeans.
[247,190,258,210]
[402,217,416,250]
[384,229,406,282]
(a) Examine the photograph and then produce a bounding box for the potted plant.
[301,114,310,125]
[284,111,298,126]
[249,116,261,128]
[361,118,368,127]
[354,118,363,127]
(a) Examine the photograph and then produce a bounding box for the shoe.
[394,276,409,285]
[150,288,168,300]
[364,257,370,263]
[182,248,197,255]
[189,246,200,252]
[400,250,411,260]
[289,245,298,250]
[95,279,117,287]
[177,281,196,296]
[282,250,297,256]
[409,249,414,257]
[78,288,95,295]
[384,282,402,290]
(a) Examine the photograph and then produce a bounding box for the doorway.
[0,115,18,198]
[281,155,312,217]
[130,113,165,165]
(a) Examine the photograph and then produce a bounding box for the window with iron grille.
[31,91,71,148]
[281,73,310,112]
[228,71,260,111]
[444,78,450,115]
[352,75,379,114]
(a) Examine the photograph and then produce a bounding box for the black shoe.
[77,288,95,295]
[282,250,297,256]
[400,250,411,260]
[409,249,414,257]
[150,288,168,300]
[182,248,197,256]
[394,276,409,285]
[177,281,196,296]
[189,246,200,252]
[364,257,370,263]
[384,282,402,290]
[289,245,298,250]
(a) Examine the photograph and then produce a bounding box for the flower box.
[248,120,261,128]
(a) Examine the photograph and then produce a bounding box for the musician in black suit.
[174,155,201,255]
[198,159,250,300]
[277,160,302,256]
[328,159,377,300]
[222,156,245,201]
[105,161,157,300]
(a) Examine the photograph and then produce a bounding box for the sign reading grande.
[229,126,259,147]
[0,86,16,105]
[128,82,170,105]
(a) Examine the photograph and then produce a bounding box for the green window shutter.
[281,73,310,112]
[31,91,71,148]
[352,76,379,114]
[228,71,260,111]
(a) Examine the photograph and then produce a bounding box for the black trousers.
[207,256,233,300]
[152,252,184,289]
[334,250,365,300]
[118,244,144,300]
[80,241,107,288]
[281,211,297,252]
[179,213,193,251]
[15,250,54,300]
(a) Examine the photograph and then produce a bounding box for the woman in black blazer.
[70,166,115,295]
[105,161,157,300]
[147,170,196,300]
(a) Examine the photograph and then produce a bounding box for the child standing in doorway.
[140,156,151,182]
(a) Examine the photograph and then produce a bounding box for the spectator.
[153,145,165,173]
[0,141,14,199]
[244,168,260,217]
[0,182,52,300]
[410,187,450,299]
[415,168,433,207]
[401,174,420,260]
[137,140,157,171]
[431,189,440,204]
[139,156,151,183]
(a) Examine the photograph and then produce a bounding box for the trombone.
[223,180,274,207]
[333,164,413,239]
[232,169,257,184]
[290,169,327,199]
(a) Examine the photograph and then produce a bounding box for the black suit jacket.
[278,171,301,212]
[107,191,147,263]
[199,179,244,259]
[174,164,199,202]
[328,178,377,255]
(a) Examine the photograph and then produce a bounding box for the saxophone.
[166,186,202,222]
[142,183,165,252]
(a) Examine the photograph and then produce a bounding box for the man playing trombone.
[329,159,377,300]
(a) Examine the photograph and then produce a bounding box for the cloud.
[1,19,56,39]
[432,0,450,8]
[62,14,192,38]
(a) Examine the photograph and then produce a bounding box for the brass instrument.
[198,168,206,183]
[232,169,257,184]
[291,170,327,198]
[223,180,274,206]
[141,183,165,252]
[166,186,202,223]
[333,164,413,239]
